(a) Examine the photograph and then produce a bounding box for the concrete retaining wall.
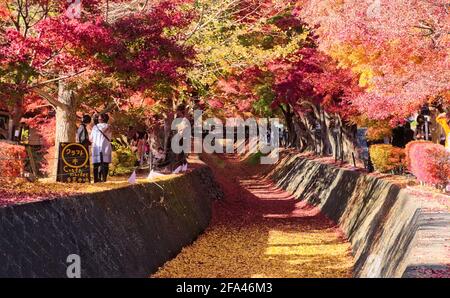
[270,154,449,278]
[0,165,222,278]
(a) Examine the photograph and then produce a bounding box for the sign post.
[57,143,91,183]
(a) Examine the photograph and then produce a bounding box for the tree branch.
[28,68,87,89]
[100,101,118,114]
[32,88,66,110]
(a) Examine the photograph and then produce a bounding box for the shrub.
[110,135,137,176]
[408,142,450,186]
[369,144,405,173]
[366,125,392,142]
[0,143,27,180]
[405,140,433,170]
[351,116,393,142]
[245,151,265,166]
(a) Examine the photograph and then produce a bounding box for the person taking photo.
[90,113,112,183]
[76,114,92,147]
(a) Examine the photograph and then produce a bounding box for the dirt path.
[153,154,354,278]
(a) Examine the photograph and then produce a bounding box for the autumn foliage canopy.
[0,0,448,177]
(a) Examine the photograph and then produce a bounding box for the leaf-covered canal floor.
[153,154,354,278]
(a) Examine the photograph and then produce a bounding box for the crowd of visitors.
[75,112,189,183]
[392,109,450,151]
[76,113,112,183]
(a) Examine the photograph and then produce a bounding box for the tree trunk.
[10,95,25,141]
[430,109,441,143]
[293,115,305,150]
[52,80,77,180]
[297,112,315,152]
[320,108,334,156]
[281,105,297,148]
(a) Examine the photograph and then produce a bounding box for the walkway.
[153,154,354,278]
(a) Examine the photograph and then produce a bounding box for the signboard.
[57,142,90,183]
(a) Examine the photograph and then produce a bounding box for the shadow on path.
[153,154,354,278]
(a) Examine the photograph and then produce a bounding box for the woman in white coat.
[90,113,112,182]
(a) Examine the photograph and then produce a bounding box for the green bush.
[245,151,266,166]
[110,135,137,176]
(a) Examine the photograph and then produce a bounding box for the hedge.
[369,144,405,173]
[0,143,27,180]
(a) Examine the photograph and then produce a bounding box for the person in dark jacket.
[403,122,415,145]
[76,114,92,147]
[391,125,405,148]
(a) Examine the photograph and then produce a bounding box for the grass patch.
[245,151,266,166]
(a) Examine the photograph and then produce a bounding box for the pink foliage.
[98,1,194,92]
[0,4,117,73]
[0,0,194,108]
[296,0,450,122]
[405,140,432,169]
[212,66,266,115]
[211,46,361,119]
[408,142,450,185]
[269,48,361,118]
[0,4,8,20]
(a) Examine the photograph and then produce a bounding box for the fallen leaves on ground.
[0,175,176,207]
[153,154,354,278]
[0,158,207,208]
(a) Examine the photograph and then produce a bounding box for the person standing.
[76,115,92,147]
[403,122,415,145]
[91,113,112,182]
[137,132,147,167]
[437,112,450,152]
[391,125,405,147]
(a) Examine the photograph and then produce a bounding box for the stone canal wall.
[0,165,222,278]
[270,154,449,278]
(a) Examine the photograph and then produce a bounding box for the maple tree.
[178,1,366,154]
[295,0,450,122]
[210,44,361,152]
[0,0,448,178]
[0,0,120,173]
[268,47,361,151]
[183,0,308,87]
[0,0,194,176]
